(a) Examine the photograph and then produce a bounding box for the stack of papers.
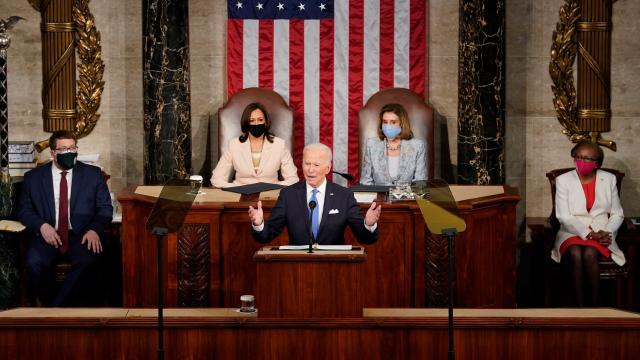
[278,244,352,251]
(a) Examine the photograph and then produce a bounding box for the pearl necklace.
[386,142,400,151]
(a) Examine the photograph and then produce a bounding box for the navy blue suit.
[253,180,378,245]
[18,161,113,306]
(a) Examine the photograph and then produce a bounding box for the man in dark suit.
[249,143,381,245]
[18,130,113,306]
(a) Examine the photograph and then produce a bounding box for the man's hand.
[82,230,103,254]
[365,202,381,227]
[40,223,61,248]
[248,201,264,226]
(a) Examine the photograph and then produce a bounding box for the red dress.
[559,180,611,258]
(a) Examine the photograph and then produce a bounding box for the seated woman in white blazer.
[553,141,625,306]
[360,103,427,185]
[211,102,299,188]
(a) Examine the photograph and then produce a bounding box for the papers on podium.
[278,244,353,251]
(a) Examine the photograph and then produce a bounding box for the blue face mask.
[382,124,401,140]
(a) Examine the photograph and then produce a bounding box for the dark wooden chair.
[358,87,434,180]
[543,168,636,308]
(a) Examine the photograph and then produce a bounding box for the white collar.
[306,178,327,195]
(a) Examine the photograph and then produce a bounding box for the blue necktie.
[310,189,319,241]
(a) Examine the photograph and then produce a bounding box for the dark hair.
[239,102,275,143]
[571,141,604,167]
[377,103,414,140]
[49,130,77,150]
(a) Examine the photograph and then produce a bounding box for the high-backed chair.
[218,88,294,158]
[544,168,635,308]
[358,88,434,180]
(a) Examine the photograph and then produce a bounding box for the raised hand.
[365,201,382,226]
[248,200,264,226]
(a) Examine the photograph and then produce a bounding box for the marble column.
[457,0,505,184]
[143,0,191,184]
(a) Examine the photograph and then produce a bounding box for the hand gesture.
[248,201,264,226]
[365,202,382,227]
[40,223,61,248]
[82,230,103,254]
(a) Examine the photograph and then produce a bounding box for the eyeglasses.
[55,146,78,154]
[574,156,597,163]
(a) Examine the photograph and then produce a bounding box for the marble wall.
[2,0,639,221]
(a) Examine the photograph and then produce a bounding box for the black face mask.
[56,152,77,170]
[248,124,266,138]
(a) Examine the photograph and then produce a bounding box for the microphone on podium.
[332,170,354,182]
[308,200,317,253]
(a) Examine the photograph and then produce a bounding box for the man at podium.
[249,143,381,245]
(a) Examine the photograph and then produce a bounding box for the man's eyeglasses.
[574,156,597,163]
[54,146,78,154]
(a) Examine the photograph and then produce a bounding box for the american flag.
[227,0,427,183]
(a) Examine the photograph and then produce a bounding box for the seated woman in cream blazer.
[360,103,427,185]
[553,141,625,306]
[211,102,298,188]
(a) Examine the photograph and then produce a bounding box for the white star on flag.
[256,2,263,10]
[235,1,242,9]
[298,3,305,11]
[319,3,326,11]
[277,3,284,11]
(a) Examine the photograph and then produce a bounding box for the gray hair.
[303,143,332,165]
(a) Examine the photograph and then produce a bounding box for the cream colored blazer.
[552,169,625,265]
[211,136,298,188]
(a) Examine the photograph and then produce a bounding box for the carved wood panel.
[177,223,210,307]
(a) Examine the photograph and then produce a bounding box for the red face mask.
[575,159,597,176]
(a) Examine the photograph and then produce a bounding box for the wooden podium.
[253,247,366,318]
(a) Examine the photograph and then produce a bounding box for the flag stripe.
[348,0,364,181]
[273,20,289,102]
[242,20,259,88]
[363,0,380,103]
[410,0,426,96]
[319,20,335,158]
[304,21,320,145]
[394,0,410,88]
[333,0,349,183]
[379,0,394,90]
[258,20,274,88]
[289,20,305,176]
[227,19,243,97]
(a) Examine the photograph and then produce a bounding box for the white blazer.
[211,136,299,188]
[552,169,625,265]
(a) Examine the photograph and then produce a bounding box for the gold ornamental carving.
[549,0,616,151]
[30,0,104,151]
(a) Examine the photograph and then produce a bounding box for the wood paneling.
[1,308,638,360]
[118,185,519,309]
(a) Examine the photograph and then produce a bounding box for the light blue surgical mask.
[382,124,401,140]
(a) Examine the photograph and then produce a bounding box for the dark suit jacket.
[18,162,113,241]
[253,180,378,245]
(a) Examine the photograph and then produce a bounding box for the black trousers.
[25,231,100,307]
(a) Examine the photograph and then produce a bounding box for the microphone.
[332,170,354,182]
[308,200,317,253]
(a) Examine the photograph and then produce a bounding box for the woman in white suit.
[211,102,298,188]
[360,103,427,185]
[553,141,625,306]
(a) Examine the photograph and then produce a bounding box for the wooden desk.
[118,185,519,309]
[254,247,366,317]
[1,307,638,359]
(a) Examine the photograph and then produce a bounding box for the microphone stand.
[308,200,316,253]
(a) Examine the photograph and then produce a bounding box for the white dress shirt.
[52,165,73,230]
[306,179,327,225]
